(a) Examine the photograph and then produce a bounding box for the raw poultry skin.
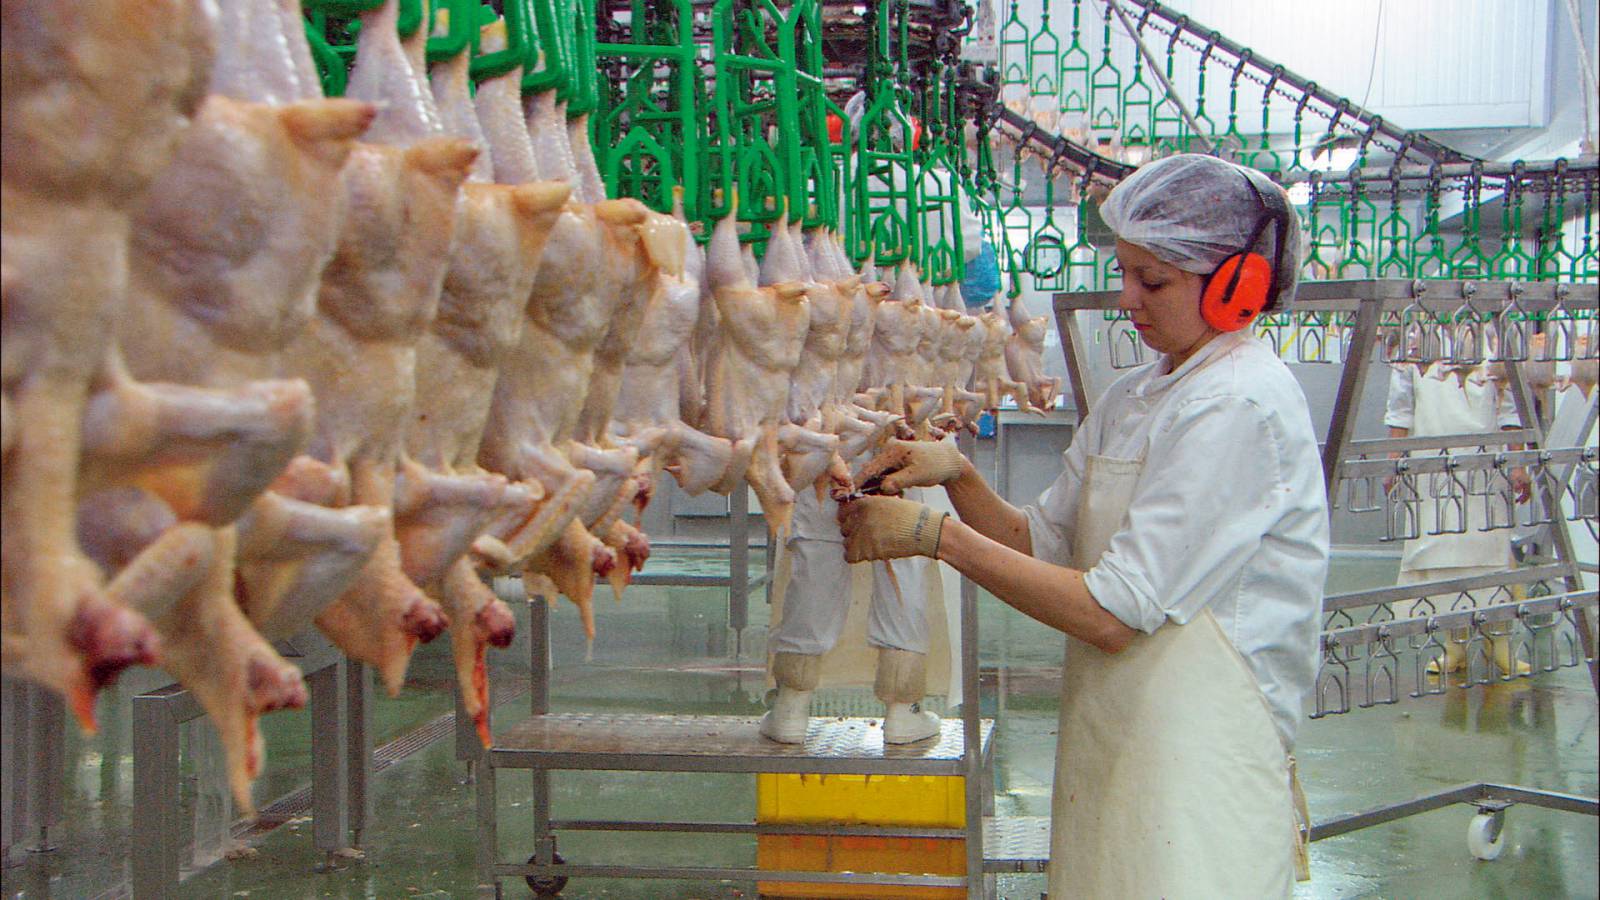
[475,75,676,636]
[831,259,904,445]
[406,31,573,743]
[291,136,475,695]
[470,51,608,585]
[972,308,1032,412]
[179,0,403,663]
[346,0,515,596]
[1,0,218,729]
[861,265,927,423]
[613,190,747,498]
[702,204,813,539]
[109,90,383,811]
[542,92,690,605]
[1004,293,1062,412]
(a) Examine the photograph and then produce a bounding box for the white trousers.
[767,488,931,656]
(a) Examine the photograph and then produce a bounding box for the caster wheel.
[1467,811,1505,861]
[525,850,568,897]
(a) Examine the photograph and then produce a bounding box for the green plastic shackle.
[1087,0,1122,142]
[1058,0,1090,117]
[469,0,532,81]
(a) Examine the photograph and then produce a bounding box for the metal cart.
[1054,277,1599,864]
[474,435,1053,899]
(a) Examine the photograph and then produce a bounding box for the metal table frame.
[1,680,65,868]
[454,488,773,766]
[1055,277,1599,858]
[475,434,1045,898]
[129,635,368,898]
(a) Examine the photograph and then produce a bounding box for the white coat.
[1023,330,1328,749]
[1384,362,1519,572]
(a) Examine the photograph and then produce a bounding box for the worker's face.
[1114,240,1216,362]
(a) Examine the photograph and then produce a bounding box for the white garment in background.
[1547,385,1599,590]
[769,487,931,656]
[1047,449,1302,898]
[1022,330,1328,749]
[1384,363,1519,573]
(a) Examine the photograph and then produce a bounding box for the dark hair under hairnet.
[1099,154,1303,310]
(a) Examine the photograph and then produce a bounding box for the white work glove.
[837,495,948,562]
[856,439,966,495]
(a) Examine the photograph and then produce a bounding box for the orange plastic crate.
[756,834,965,899]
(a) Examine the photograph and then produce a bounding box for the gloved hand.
[837,495,948,562]
[856,439,966,495]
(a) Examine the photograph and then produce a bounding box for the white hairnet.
[1099,154,1303,310]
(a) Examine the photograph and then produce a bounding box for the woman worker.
[838,154,1330,896]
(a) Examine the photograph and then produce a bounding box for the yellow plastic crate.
[756,773,966,828]
[756,834,965,899]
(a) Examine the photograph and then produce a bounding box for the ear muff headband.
[1200,170,1291,332]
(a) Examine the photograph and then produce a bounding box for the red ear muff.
[1201,252,1272,332]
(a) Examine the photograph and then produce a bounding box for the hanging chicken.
[3,0,216,730]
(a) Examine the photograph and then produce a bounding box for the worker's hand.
[837,495,948,563]
[1509,466,1532,504]
[856,439,967,495]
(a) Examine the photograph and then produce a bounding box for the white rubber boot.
[876,648,941,744]
[759,652,820,743]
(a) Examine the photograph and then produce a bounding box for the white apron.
[1045,453,1309,899]
[1399,364,1515,573]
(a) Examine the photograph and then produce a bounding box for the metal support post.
[730,486,751,641]
[345,660,373,847]
[310,661,350,854]
[1319,298,1383,493]
[132,689,185,899]
[1,680,18,867]
[955,430,986,899]
[0,679,53,867]
[530,593,551,717]
[1504,361,1600,694]
[476,759,499,898]
[527,590,556,883]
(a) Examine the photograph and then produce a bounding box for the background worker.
[1385,352,1531,678]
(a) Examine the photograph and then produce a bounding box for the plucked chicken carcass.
[105,9,393,805]
[2,0,218,729]
[701,203,815,538]
[832,258,904,436]
[286,0,485,694]
[565,125,689,596]
[860,264,931,423]
[474,55,671,636]
[471,51,607,618]
[345,0,529,622]
[952,305,993,422]
[405,18,572,741]
[798,228,897,465]
[1004,293,1062,411]
[971,307,1032,412]
[613,189,749,497]
[754,219,843,495]
[933,309,984,430]
[181,0,404,656]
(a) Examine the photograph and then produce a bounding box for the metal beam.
[1279,155,1600,186]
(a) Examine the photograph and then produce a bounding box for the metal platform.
[982,815,1050,873]
[489,713,994,776]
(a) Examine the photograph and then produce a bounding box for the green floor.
[3,553,1596,899]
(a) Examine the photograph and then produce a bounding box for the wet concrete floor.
[3,552,1596,899]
